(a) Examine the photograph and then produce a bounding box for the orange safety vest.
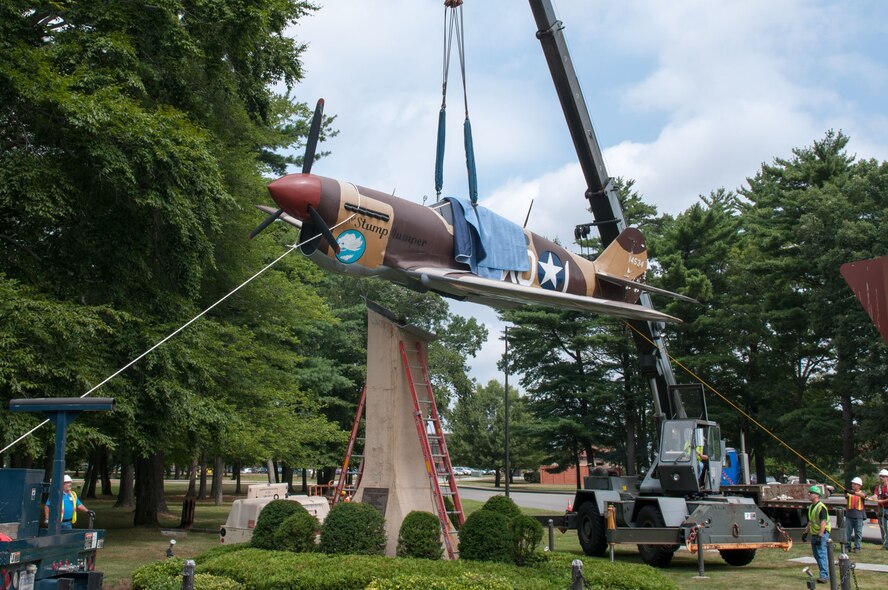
[847,493,864,511]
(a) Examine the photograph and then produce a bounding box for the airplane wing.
[408,267,681,324]
[256,205,303,229]
[596,271,699,304]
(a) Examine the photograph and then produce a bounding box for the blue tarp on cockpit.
[444,197,530,279]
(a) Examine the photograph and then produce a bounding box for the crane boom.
[528,0,679,422]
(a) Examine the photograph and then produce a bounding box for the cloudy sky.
[283,0,888,386]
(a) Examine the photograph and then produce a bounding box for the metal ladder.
[399,341,465,559]
[332,384,366,505]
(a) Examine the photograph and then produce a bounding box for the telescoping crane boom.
[527,0,816,569]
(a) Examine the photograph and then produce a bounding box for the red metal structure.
[841,256,888,344]
[399,341,464,559]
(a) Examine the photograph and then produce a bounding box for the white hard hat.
[880,469,888,477]
[851,477,863,486]
[63,475,72,483]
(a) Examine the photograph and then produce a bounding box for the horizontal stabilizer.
[256,205,302,229]
[410,267,681,324]
[596,272,699,304]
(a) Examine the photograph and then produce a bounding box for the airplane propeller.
[307,204,340,254]
[249,98,328,241]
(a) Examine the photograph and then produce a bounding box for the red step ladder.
[332,384,366,506]
[399,340,465,559]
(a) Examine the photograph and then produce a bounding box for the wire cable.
[622,320,845,491]
[1,215,356,454]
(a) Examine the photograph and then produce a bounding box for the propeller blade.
[308,204,340,254]
[248,209,283,239]
[302,98,325,175]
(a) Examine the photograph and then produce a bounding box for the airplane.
[251,100,693,324]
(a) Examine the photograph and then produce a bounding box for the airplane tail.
[595,228,648,281]
[595,228,698,304]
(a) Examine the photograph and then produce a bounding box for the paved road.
[458,486,572,513]
[457,486,886,544]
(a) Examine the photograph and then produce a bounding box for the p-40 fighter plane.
[251,100,692,324]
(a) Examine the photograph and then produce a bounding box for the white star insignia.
[538,253,563,288]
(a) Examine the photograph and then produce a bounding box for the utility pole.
[504,326,510,498]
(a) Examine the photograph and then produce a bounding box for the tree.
[448,379,535,487]
[0,0,331,524]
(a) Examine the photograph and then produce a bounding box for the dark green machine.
[0,398,113,590]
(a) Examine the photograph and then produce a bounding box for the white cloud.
[282,1,888,385]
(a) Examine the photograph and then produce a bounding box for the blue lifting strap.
[436,1,478,204]
[435,108,446,198]
[463,117,478,204]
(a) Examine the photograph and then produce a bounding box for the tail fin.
[595,227,648,281]
[595,228,698,304]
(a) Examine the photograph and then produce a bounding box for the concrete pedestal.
[352,307,450,557]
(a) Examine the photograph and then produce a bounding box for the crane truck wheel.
[576,502,607,556]
[636,505,677,567]
[718,548,756,566]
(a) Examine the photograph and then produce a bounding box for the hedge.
[396,511,443,560]
[131,558,244,590]
[458,510,513,563]
[251,500,310,550]
[481,495,522,520]
[318,501,387,555]
[141,548,678,590]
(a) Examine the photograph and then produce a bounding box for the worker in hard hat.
[803,485,830,584]
[870,468,888,549]
[844,476,866,553]
[43,474,91,529]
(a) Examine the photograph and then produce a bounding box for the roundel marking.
[335,229,366,264]
[537,251,566,291]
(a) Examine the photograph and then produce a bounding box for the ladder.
[399,341,465,559]
[332,384,366,505]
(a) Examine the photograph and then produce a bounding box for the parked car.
[452,466,472,476]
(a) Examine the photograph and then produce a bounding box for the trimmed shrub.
[191,575,244,590]
[318,501,386,555]
[272,510,319,553]
[132,558,183,590]
[367,572,513,590]
[510,515,543,565]
[481,495,522,520]
[397,511,443,560]
[251,499,309,550]
[188,547,680,590]
[458,509,513,563]
[132,559,244,590]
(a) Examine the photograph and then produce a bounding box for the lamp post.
[504,326,510,498]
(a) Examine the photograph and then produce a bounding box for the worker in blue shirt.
[43,475,91,529]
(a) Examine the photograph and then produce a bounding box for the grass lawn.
[516,503,888,590]
[81,478,888,589]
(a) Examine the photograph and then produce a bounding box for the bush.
[510,515,543,565]
[481,495,522,520]
[397,511,443,560]
[187,547,680,590]
[272,510,319,553]
[523,471,540,483]
[251,499,309,550]
[458,510,513,563]
[132,558,183,590]
[132,559,244,590]
[367,572,513,590]
[318,501,386,555]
